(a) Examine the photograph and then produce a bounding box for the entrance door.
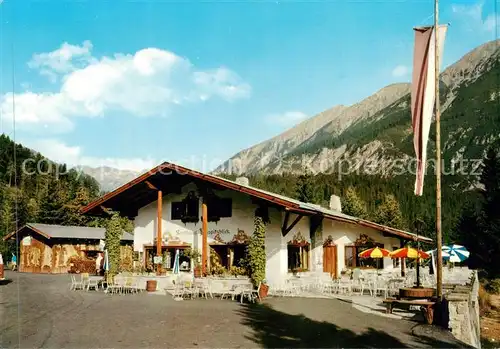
[323,245,337,278]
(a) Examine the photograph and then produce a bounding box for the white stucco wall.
[322,220,401,276]
[131,181,403,284]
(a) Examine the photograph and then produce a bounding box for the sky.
[0,0,498,173]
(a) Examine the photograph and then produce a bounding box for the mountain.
[216,39,500,178]
[216,83,411,174]
[77,166,141,192]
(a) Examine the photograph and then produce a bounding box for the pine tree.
[294,173,321,204]
[342,187,368,219]
[480,148,500,201]
[373,194,406,230]
[457,147,500,277]
[61,187,91,226]
[38,179,68,225]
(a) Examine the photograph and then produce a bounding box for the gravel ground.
[0,272,467,348]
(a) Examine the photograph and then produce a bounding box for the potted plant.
[259,279,269,300]
[182,248,202,278]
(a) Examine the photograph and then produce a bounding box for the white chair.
[86,277,100,291]
[337,277,352,295]
[351,269,365,295]
[70,275,83,290]
[242,282,261,303]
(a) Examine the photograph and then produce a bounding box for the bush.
[68,255,96,274]
[247,216,266,286]
[229,266,247,276]
[479,284,492,315]
[209,247,226,275]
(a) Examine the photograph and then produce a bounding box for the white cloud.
[452,2,500,33]
[28,40,94,82]
[392,65,409,78]
[1,42,251,134]
[25,138,156,172]
[266,111,308,127]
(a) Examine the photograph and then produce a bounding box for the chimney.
[235,177,249,187]
[329,195,342,212]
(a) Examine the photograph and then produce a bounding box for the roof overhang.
[3,224,51,241]
[81,162,303,217]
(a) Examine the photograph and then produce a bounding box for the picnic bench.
[383,298,436,324]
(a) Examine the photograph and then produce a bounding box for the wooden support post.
[434,0,443,300]
[202,202,208,275]
[156,190,162,274]
[282,214,304,236]
[400,239,406,277]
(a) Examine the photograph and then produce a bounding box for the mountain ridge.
[216,39,500,177]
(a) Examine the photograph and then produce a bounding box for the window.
[84,250,100,259]
[170,191,200,223]
[171,202,185,220]
[145,247,191,271]
[345,244,384,269]
[185,194,199,219]
[287,244,309,272]
[217,198,232,218]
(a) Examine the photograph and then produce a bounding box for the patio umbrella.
[172,249,180,274]
[426,249,450,275]
[390,247,430,259]
[103,249,110,272]
[443,244,470,263]
[358,247,391,258]
[390,247,430,287]
[426,249,450,258]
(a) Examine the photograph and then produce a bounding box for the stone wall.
[445,271,481,348]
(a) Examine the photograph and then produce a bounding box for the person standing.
[11,253,17,271]
[95,252,103,276]
[0,253,4,279]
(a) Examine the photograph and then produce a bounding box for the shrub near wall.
[105,212,122,277]
[68,255,96,274]
[247,215,266,286]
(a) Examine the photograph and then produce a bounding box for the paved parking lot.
[0,272,466,348]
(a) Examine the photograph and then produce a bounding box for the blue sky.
[0,0,498,173]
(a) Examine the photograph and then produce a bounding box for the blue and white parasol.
[426,248,450,258]
[172,249,180,274]
[442,244,470,263]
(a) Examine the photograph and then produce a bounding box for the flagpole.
[434,0,443,300]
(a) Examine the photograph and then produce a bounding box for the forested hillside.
[0,134,103,255]
[221,170,480,243]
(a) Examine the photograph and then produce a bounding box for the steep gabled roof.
[81,162,432,243]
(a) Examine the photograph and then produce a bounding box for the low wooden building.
[3,223,133,274]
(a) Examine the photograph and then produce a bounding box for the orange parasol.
[358,247,391,258]
[390,247,430,259]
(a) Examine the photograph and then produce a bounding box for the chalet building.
[81,163,432,283]
[3,223,133,274]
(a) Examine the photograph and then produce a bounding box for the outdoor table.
[89,276,105,290]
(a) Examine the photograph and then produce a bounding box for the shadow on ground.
[0,279,13,286]
[238,301,469,348]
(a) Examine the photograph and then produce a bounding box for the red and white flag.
[411,25,447,196]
